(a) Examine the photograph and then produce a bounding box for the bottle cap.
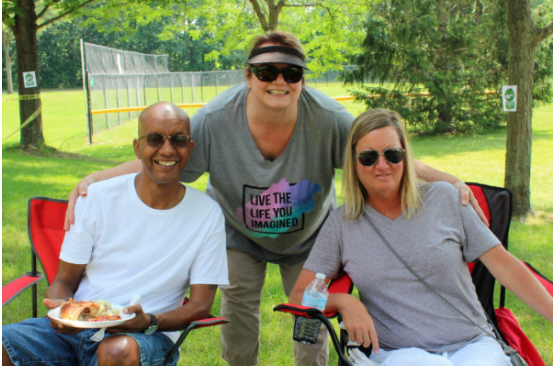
[315,273,325,280]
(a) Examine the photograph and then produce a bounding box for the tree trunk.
[504,0,553,219]
[249,0,284,31]
[2,30,14,94]
[504,0,538,219]
[14,0,44,148]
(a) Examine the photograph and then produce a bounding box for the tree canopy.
[3,0,371,88]
[343,0,551,134]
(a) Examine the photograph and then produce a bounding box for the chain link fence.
[81,41,353,143]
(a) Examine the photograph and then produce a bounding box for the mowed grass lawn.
[2,88,552,365]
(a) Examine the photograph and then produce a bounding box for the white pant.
[370,336,511,366]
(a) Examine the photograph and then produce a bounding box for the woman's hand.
[336,294,380,354]
[64,176,95,231]
[412,159,489,226]
[453,181,489,226]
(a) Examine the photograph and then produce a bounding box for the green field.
[2,87,552,365]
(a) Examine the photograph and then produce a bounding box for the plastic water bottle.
[293,272,329,344]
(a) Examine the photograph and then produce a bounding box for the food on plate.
[87,315,121,322]
[60,298,121,322]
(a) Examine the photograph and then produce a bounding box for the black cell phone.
[293,316,321,344]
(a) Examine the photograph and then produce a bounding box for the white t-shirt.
[60,173,228,342]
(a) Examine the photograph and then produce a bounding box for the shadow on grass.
[3,144,126,163]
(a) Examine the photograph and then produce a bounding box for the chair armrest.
[2,272,43,307]
[163,316,230,365]
[274,303,354,366]
[273,303,338,319]
[186,317,230,330]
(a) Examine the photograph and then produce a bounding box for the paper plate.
[47,303,135,328]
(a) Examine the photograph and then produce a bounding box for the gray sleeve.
[303,210,343,280]
[458,196,501,262]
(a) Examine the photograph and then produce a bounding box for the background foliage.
[343,0,552,133]
[2,0,371,89]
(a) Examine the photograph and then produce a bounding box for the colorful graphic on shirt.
[235,178,322,238]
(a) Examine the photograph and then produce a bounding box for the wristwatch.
[143,313,158,335]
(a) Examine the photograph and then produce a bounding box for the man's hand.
[108,304,151,334]
[43,297,83,334]
[43,297,65,310]
[64,176,95,231]
[453,181,489,226]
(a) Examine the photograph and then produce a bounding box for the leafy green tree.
[344,0,509,133]
[343,0,552,218]
[35,13,235,90]
[37,18,88,89]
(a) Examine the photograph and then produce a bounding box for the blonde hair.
[342,109,422,220]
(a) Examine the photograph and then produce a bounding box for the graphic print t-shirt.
[235,178,321,238]
[181,84,353,263]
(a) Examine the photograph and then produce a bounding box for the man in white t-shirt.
[2,102,229,366]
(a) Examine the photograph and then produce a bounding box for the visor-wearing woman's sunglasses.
[249,65,304,84]
[139,133,190,148]
[355,147,405,167]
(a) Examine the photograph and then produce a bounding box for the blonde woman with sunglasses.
[290,109,552,366]
[65,33,486,366]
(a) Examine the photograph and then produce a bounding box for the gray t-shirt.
[181,83,354,264]
[304,182,500,353]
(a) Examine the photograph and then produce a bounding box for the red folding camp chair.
[2,197,66,316]
[467,183,552,366]
[2,196,229,365]
[274,183,552,366]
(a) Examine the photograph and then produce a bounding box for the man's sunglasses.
[355,147,405,167]
[139,133,190,148]
[249,65,304,84]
